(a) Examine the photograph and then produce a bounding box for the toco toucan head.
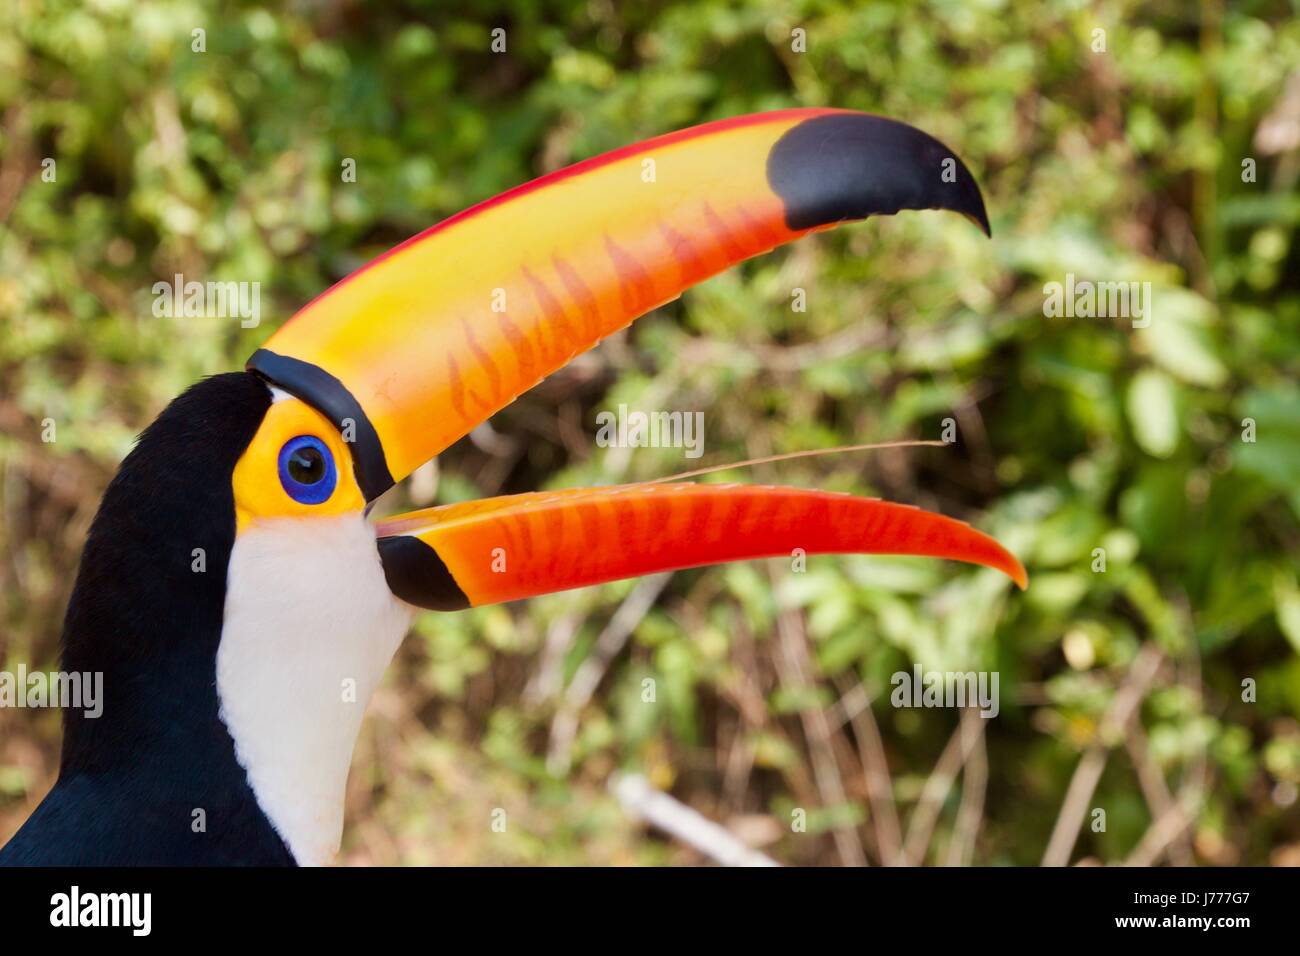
[38,110,1025,867]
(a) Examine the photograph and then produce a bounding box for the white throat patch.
[218,514,412,865]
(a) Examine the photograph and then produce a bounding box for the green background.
[1,0,1298,865]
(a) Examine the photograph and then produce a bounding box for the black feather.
[0,372,295,865]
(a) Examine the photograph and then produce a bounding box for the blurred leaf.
[1126,368,1180,458]
[1138,288,1227,387]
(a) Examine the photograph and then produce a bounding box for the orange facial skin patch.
[231,395,365,532]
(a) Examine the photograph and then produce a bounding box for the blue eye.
[278,435,337,505]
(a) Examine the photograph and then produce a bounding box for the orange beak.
[375,484,1026,611]
[248,108,1024,608]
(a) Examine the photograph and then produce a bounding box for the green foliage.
[2,0,1298,865]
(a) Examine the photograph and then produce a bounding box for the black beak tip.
[767,112,993,238]
[377,535,470,612]
[967,191,993,238]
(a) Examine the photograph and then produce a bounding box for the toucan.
[0,109,1026,866]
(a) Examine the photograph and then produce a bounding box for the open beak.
[374,484,1025,611]
[248,108,1024,608]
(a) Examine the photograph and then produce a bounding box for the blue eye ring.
[277,435,337,505]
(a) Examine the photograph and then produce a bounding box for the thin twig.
[1124,785,1201,867]
[771,594,868,867]
[546,573,673,775]
[523,610,583,707]
[902,714,983,865]
[945,707,988,867]
[1041,644,1165,867]
[833,677,905,866]
[649,440,945,485]
[1126,621,1209,866]
[1123,720,1194,866]
[611,772,779,867]
[719,612,764,814]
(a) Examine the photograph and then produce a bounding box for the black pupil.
[288,446,325,485]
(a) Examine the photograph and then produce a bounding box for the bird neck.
[45,373,292,862]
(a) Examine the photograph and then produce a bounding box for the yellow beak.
[247,109,990,500]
